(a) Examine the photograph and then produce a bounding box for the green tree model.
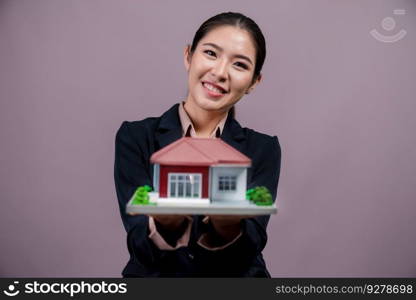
[246,186,273,206]
[132,185,154,205]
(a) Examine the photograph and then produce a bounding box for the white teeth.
[203,82,224,94]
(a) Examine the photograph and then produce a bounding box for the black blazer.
[114,103,281,277]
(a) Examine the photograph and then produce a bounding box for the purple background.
[1,0,415,277]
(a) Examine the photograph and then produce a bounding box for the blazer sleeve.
[244,135,281,255]
[114,121,163,276]
[195,135,281,275]
[114,121,153,232]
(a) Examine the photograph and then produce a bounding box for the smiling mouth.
[202,82,227,94]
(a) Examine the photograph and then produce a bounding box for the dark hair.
[190,12,266,82]
[189,12,267,119]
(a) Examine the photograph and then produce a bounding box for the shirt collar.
[178,101,227,138]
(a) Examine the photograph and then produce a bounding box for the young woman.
[114,12,281,277]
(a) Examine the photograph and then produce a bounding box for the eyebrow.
[202,42,253,65]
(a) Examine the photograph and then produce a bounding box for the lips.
[201,81,228,94]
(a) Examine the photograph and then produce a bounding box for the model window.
[218,175,237,191]
[169,173,201,198]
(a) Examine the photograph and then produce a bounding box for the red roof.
[151,137,251,166]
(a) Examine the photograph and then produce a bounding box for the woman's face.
[184,25,261,113]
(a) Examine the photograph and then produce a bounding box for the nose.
[211,58,228,82]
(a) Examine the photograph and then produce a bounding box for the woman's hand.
[150,215,191,248]
[127,212,189,232]
[150,215,189,232]
[206,215,255,244]
[127,213,191,247]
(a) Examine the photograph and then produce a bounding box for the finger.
[207,214,256,220]
[127,212,144,216]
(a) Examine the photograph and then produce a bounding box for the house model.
[149,137,251,206]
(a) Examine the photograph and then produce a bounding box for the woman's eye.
[204,50,216,57]
[234,62,248,70]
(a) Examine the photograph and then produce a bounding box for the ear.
[246,73,262,94]
[184,45,192,72]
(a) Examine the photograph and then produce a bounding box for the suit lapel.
[155,103,247,153]
[155,103,183,150]
[220,113,246,153]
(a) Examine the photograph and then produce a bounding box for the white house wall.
[210,166,247,202]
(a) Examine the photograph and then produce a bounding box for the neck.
[183,99,228,138]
